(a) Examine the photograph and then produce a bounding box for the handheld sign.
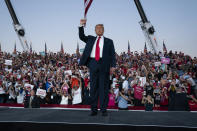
[161,58,170,64]
[5,60,12,65]
[36,89,46,97]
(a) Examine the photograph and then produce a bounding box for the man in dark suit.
[24,90,40,108]
[79,19,116,116]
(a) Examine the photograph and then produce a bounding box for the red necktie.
[95,36,101,61]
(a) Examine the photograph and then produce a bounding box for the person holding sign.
[78,19,116,116]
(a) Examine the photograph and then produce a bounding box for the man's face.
[95,25,104,36]
[30,90,35,96]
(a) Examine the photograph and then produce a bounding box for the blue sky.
[0,0,197,57]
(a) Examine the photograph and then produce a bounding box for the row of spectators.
[0,50,197,110]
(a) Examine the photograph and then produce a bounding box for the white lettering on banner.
[64,70,72,75]
[36,89,46,97]
[155,62,161,67]
[5,60,12,65]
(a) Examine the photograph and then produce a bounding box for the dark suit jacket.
[169,93,190,111]
[24,95,40,108]
[78,26,116,72]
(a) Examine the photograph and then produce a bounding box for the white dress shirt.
[90,36,104,58]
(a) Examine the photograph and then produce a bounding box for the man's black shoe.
[89,112,97,116]
[102,111,108,116]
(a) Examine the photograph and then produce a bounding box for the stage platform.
[0,108,197,131]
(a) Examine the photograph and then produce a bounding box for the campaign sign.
[155,62,161,67]
[161,58,170,64]
[5,60,12,65]
[36,89,46,97]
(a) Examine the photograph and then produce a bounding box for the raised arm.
[79,19,88,43]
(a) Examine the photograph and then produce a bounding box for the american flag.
[61,42,64,54]
[163,40,167,53]
[128,40,130,54]
[144,42,147,53]
[45,42,47,63]
[84,0,93,18]
[45,42,47,54]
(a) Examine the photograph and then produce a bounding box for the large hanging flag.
[144,42,147,54]
[84,0,93,18]
[128,40,130,54]
[163,40,167,53]
[60,41,64,54]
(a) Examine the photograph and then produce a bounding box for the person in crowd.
[117,87,131,110]
[160,87,168,107]
[24,89,40,108]
[127,88,135,106]
[142,94,154,111]
[108,87,116,107]
[47,85,60,104]
[60,81,72,105]
[131,78,144,106]
[0,48,196,112]
[60,89,69,105]
[16,84,26,104]
[0,83,7,103]
[72,76,82,105]
[7,85,16,103]
[169,84,190,111]
[168,79,177,110]
[153,83,161,108]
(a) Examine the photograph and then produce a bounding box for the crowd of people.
[0,50,197,111]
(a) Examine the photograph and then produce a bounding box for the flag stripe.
[163,41,167,53]
[84,0,93,17]
[144,43,147,53]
